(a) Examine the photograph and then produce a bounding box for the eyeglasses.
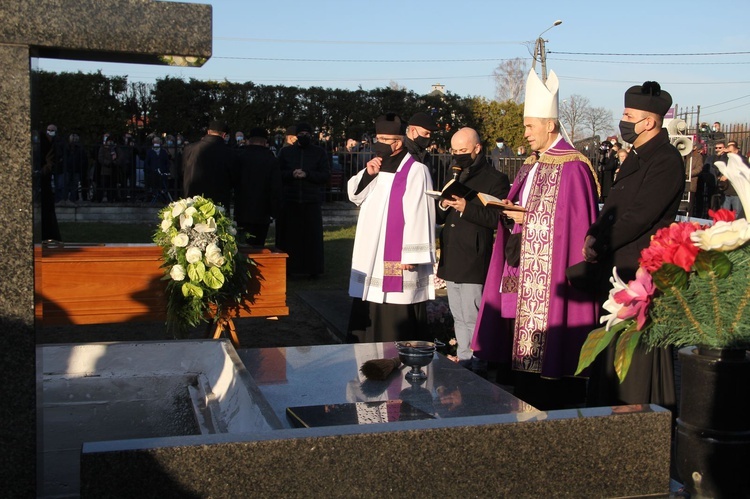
[375,137,400,144]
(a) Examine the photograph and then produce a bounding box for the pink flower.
[708,208,736,223]
[612,268,655,330]
[639,222,701,273]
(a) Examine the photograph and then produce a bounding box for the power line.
[702,94,750,109]
[214,36,525,46]
[549,50,750,57]
[213,56,511,63]
[701,100,750,118]
[551,57,750,66]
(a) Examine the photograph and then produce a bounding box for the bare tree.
[559,94,590,143]
[492,58,527,104]
[583,106,614,138]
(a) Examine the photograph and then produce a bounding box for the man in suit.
[182,119,237,212]
[583,81,684,410]
[436,127,510,371]
[233,127,282,246]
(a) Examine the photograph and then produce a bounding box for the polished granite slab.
[237,342,536,428]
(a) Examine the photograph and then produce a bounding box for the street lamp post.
[532,20,562,84]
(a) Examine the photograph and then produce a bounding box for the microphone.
[451,165,462,180]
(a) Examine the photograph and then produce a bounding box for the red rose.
[708,208,736,223]
[639,222,701,273]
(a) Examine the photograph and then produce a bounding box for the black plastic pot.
[675,346,750,498]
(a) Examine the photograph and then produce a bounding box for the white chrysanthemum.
[205,243,225,267]
[227,224,237,236]
[186,247,202,264]
[691,218,750,251]
[194,217,217,233]
[600,266,629,330]
[171,199,188,218]
[171,233,189,248]
[169,264,186,281]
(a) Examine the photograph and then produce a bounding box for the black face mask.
[372,141,394,159]
[412,135,431,150]
[452,153,474,170]
[297,135,311,148]
[618,118,646,145]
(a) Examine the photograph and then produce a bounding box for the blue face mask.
[167,141,174,146]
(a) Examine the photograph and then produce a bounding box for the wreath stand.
[207,312,240,348]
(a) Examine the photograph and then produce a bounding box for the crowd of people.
[38,68,748,415]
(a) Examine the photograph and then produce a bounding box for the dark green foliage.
[35,71,525,150]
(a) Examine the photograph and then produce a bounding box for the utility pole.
[532,20,562,84]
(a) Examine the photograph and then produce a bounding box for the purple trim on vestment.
[383,156,416,292]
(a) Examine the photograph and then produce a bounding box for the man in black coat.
[182,120,237,213]
[583,81,684,410]
[437,127,510,370]
[233,127,282,247]
[276,122,330,277]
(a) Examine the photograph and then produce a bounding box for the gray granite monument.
[0,1,211,495]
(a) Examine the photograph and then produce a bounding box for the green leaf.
[203,266,225,290]
[614,325,643,383]
[575,321,629,375]
[188,261,205,282]
[652,263,688,293]
[181,282,203,299]
[694,251,732,279]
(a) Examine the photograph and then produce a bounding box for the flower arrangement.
[153,196,253,336]
[576,203,750,381]
[426,298,457,357]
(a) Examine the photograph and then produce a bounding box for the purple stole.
[382,156,416,292]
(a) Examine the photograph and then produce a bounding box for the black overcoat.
[182,134,237,212]
[436,157,510,284]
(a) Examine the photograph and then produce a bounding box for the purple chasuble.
[382,156,416,292]
[472,139,600,378]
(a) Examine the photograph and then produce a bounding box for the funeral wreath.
[577,153,750,381]
[154,196,253,336]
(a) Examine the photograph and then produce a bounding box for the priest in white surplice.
[347,113,436,343]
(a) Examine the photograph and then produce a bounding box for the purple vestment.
[471,138,600,379]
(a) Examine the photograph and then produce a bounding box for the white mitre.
[523,69,559,119]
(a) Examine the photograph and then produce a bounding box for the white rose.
[194,217,217,233]
[171,233,189,248]
[180,213,194,229]
[161,218,172,233]
[186,247,203,264]
[171,199,188,218]
[690,219,750,252]
[205,243,225,267]
[169,264,186,281]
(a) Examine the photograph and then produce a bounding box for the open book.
[476,192,527,212]
[425,178,476,200]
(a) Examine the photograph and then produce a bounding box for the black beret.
[284,125,297,136]
[496,137,505,142]
[375,112,406,135]
[408,112,439,132]
[296,122,312,134]
[208,119,229,133]
[248,127,268,139]
[624,81,672,116]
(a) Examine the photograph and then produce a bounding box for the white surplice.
[347,153,436,305]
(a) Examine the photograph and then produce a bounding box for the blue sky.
[37,0,750,128]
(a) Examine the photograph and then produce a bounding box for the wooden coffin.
[34,244,288,326]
